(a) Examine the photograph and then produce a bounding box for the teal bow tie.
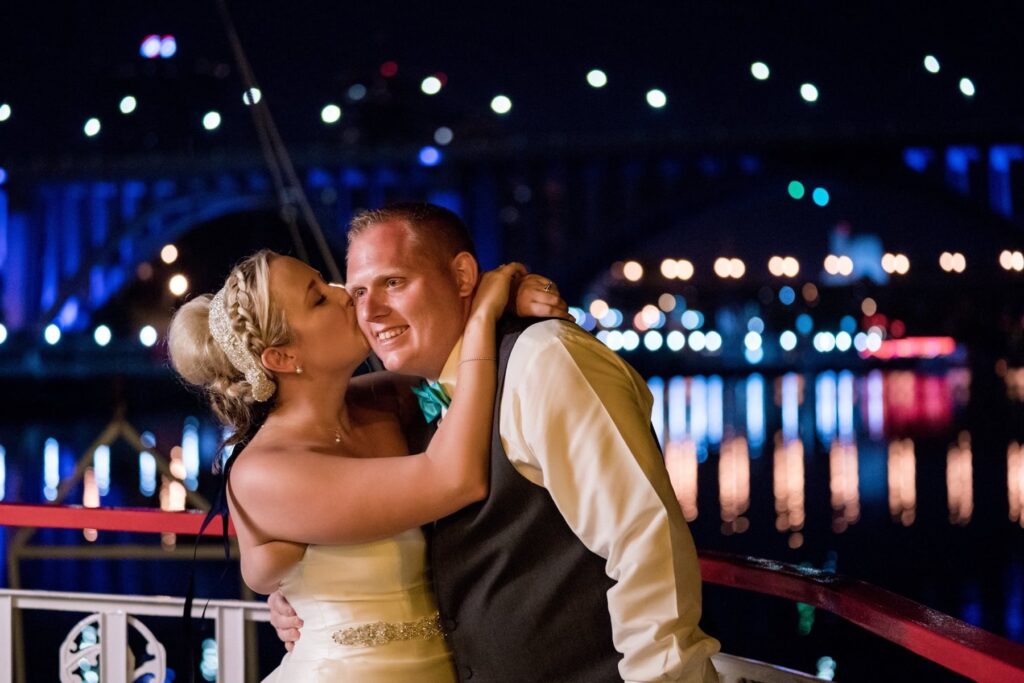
[411,380,452,423]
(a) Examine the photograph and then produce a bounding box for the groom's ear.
[450,251,479,297]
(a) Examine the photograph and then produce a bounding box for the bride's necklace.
[265,411,345,445]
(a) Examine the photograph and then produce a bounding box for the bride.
[168,250,567,681]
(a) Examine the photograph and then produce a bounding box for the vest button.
[463,666,474,679]
[444,618,458,632]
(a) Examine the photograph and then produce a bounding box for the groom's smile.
[375,325,409,342]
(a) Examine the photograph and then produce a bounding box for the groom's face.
[346,221,470,379]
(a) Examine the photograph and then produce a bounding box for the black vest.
[429,318,622,682]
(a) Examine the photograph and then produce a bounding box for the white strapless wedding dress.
[262,528,456,682]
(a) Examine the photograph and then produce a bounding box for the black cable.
[214,0,343,283]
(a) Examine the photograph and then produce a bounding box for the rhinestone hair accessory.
[208,287,277,402]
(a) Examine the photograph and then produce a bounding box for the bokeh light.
[159,35,177,59]
[139,326,158,347]
[160,244,178,264]
[321,104,342,124]
[93,325,112,347]
[646,89,667,108]
[751,62,770,81]
[119,96,137,114]
[924,55,940,74]
[202,111,221,131]
[434,126,454,145]
[623,260,644,282]
[84,118,101,137]
[168,274,189,296]
[418,146,442,167]
[586,69,608,88]
[491,95,512,115]
[44,324,61,345]
[140,35,161,59]
[421,76,443,95]
[242,87,262,106]
[589,299,610,320]
[800,83,819,103]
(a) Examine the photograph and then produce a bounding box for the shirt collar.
[436,335,463,400]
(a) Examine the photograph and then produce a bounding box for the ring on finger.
[542,281,554,292]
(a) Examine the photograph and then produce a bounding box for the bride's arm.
[237,538,306,595]
[228,264,524,547]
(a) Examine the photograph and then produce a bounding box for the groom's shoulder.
[511,319,618,361]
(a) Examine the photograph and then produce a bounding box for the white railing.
[0,588,822,683]
[0,588,269,683]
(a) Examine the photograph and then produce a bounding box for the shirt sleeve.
[500,321,720,683]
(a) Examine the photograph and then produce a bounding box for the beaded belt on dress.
[332,612,444,647]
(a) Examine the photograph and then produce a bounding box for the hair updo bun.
[167,250,290,445]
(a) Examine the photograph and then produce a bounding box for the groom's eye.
[386,278,402,288]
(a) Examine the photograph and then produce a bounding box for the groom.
[270,202,720,682]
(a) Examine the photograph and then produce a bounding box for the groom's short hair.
[347,202,477,268]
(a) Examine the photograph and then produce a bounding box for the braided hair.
[168,249,290,449]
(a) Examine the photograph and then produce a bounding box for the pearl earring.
[296,366,303,375]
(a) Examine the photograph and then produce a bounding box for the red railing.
[2,502,1023,683]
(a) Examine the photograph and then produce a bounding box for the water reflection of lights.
[44,438,60,501]
[774,433,805,547]
[780,373,802,442]
[708,376,724,446]
[888,439,917,526]
[690,377,709,456]
[182,417,201,490]
[746,374,766,450]
[648,378,665,445]
[1004,366,1024,402]
[865,370,885,439]
[668,376,687,440]
[947,431,973,526]
[837,370,855,440]
[1010,442,1024,528]
[82,468,99,542]
[830,440,860,532]
[816,371,838,443]
[161,445,189,549]
[93,445,110,496]
[719,437,751,534]
[665,440,699,521]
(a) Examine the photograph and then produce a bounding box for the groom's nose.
[360,287,390,320]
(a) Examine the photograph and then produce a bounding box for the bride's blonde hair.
[168,250,291,445]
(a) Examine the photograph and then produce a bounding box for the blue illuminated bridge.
[0,139,1022,377]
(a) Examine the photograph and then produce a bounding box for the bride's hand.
[469,263,528,322]
[513,273,573,321]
